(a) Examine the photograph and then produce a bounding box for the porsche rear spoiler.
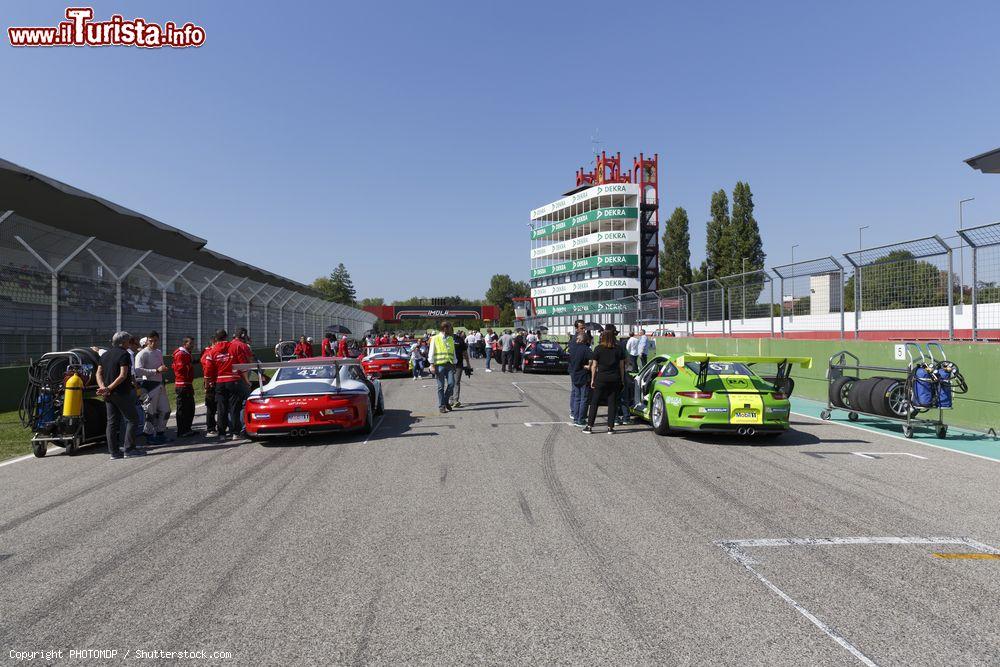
[233,358,362,395]
[674,354,812,390]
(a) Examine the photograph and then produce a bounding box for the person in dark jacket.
[513,330,526,371]
[568,331,593,426]
[584,329,626,434]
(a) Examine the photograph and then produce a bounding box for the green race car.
[628,353,812,437]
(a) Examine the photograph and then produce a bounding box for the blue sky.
[3,0,998,301]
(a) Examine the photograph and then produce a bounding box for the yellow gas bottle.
[62,372,84,418]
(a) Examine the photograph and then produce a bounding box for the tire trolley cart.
[821,342,968,439]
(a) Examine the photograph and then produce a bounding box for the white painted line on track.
[0,445,66,468]
[363,416,385,445]
[792,410,1000,465]
[852,452,927,460]
[719,535,1000,666]
[524,421,575,427]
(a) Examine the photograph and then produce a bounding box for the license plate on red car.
[287,412,309,423]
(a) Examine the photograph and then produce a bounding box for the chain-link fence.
[771,257,845,338]
[0,211,377,366]
[531,220,1000,341]
[843,235,953,338]
[959,221,1000,340]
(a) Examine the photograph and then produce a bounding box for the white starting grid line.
[851,452,927,460]
[718,536,1000,667]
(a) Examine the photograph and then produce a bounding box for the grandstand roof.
[0,158,207,253]
[0,158,319,296]
[965,147,1000,174]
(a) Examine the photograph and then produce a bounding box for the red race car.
[235,358,384,439]
[360,344,411,378]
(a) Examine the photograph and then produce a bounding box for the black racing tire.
[31,441,47,458]
[848,378,878,415]
[651,394,671,436]
[869,378,902,418]
[829,376,857,409]
[360,401,374,435]
[375,392,384,416]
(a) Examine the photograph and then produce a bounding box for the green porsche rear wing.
[673,354,812,369]
[673,354,813,390]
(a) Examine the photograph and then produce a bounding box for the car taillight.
[248,398,268,405]
[676,391,713,399]
[771,392,788,400]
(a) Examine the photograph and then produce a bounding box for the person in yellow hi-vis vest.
[427,321,457,414]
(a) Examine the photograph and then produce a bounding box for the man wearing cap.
[135,331,171,445]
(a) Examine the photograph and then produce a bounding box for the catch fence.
[548,220,1000,341]
[0,211,376,366]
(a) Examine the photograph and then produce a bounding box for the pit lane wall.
[651,337,1000,434]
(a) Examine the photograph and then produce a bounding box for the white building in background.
[528,152,660,337]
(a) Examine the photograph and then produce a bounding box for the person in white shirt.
[625,331,641,371]
[134,331,171,444]
[638,330,653,368]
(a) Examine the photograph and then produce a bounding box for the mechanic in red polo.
[172,336,198,438]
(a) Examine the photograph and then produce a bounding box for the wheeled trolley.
[821,342,966,439]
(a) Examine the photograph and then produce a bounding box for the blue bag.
[912,367,936,408]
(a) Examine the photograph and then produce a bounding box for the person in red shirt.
[200,341,218,436]
[293,335,308,358]
[321,333,334,357]
[304,337,314,357]
[209,328,251,441]
[172,336,198,438]
[337,335,348,357]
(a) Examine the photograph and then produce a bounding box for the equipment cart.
[820,342,967,439]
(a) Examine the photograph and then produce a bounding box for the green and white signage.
[530,229,639,259]
[530,207,638,240]
[535,299,632,316]
[531,254,638,278]
[531,277,639,298]
[530,183,640,219]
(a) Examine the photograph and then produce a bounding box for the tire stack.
[829,376,910,418]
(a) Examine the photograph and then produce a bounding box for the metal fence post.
[769,278,774,337]
[196,292,202,350]
[971,246,978,341]
[779,276,784,338]
[946,246,954,340]
[838,267,845,340]
[854,267,861,339]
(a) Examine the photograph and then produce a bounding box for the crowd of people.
[92,320,658,459]
[567,323,656,433]
[95,327,255,459]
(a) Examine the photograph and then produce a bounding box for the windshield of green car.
[684,361,753,376]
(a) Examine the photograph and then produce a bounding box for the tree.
[843,251,944,311]
[485,274,530,308]
[359,297,384,307]
[659,207,692,288]
[729,182,766,274]
[313,263,356,305]
[705,190,731,279]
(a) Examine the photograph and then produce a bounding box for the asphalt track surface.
[3,358,1000,665]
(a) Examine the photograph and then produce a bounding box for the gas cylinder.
[62,372,84,418]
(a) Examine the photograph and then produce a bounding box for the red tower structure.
[634,153,659,293]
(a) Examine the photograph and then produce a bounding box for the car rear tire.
[360,402,374,435]
[651,394,670,436]
[829,376,857,409]
[375,393,384,416]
